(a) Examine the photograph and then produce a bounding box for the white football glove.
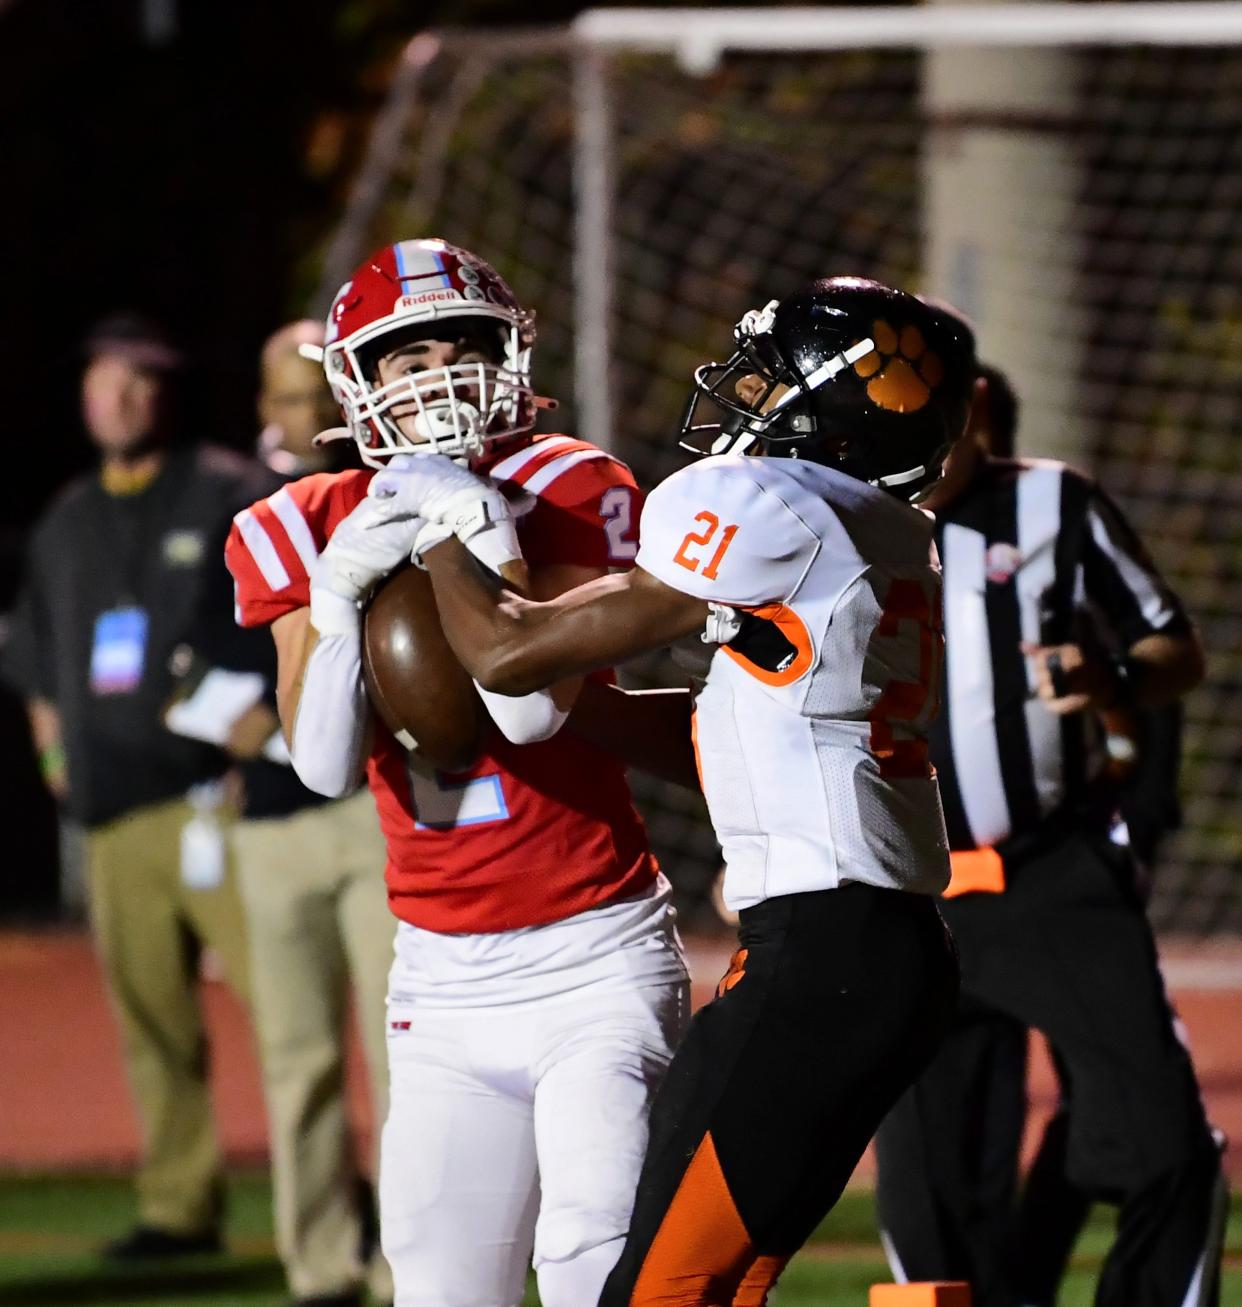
[703,602,743,646]
[311,496,423,623]
[368,454,522,573]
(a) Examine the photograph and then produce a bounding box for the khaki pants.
[233,787,395,1301]
[87,794,250,1235]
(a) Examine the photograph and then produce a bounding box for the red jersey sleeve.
[225,470,372,627]
[517,453,644,571]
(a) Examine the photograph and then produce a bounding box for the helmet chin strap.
[803,336,875,389]
[710,428,758,456]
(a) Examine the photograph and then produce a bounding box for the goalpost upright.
[571,3,1242,462]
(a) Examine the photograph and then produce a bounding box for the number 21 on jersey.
[673,511,739,581]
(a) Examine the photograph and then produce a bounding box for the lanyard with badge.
[90,464,230,890]
[90,606,150,696]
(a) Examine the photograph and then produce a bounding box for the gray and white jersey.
[639,454,950,911]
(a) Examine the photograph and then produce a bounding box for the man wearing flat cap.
[2,314,276,1258]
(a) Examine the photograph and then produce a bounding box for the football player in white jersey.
[363,277,976,1305]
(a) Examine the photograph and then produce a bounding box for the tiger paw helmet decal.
[676,276,976,503]
[852,319,945,413]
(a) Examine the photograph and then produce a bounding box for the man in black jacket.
[2,315,271,1257]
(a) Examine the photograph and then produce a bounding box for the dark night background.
[0,0,662,916]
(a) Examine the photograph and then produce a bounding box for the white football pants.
[380,980,689,1307]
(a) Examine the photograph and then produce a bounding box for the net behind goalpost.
[319,7,1242,933]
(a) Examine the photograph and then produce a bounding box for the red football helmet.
[321,239,538,465]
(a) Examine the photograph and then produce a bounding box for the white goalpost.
[317,5,1242,931]
[569,2,1242,457]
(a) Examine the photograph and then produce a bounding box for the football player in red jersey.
[225,240,689,1307]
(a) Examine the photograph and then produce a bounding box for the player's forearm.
[566,682,701,791]
[423,538,628,694]
[426,537,712,694]
[273,608,317,740]
[290,635,370,797]
[273,601,369,797]
[465,557,572,744]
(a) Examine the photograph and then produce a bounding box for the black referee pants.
[875,830,1226,1307]
[1011,1052,1094,1306]
[599,884,958,1307]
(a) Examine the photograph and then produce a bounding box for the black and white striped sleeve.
[1079,484,1190,646]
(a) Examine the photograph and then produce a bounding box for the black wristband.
[1046,649,1070,698]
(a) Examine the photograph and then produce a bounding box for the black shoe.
[289,1293,364,1307]
[101,1224,223,1259]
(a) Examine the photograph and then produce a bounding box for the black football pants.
[875,830,1227,1307]
[599,884,959,1307]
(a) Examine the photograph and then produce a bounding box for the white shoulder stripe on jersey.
[269,485,319,575]
[942,521,1011,847]
[1015,465,1065,818]
[1087,504,1176,628]
[523,447,613,496]
[233,507,291,591]
[489,435,577,482]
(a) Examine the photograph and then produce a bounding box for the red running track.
[2,930,1240,1180]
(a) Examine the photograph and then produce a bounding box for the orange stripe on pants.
[630,1131,786,1306]
[733,1254,788,1307]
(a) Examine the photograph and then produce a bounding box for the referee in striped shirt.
[875,363,1225,1306]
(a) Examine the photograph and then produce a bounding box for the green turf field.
[0,1173,1238,1306]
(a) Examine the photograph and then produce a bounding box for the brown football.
[362,564,488,771]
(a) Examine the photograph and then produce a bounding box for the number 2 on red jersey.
[600,485,638,562]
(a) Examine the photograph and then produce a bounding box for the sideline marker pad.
[870,1284,972,1306]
